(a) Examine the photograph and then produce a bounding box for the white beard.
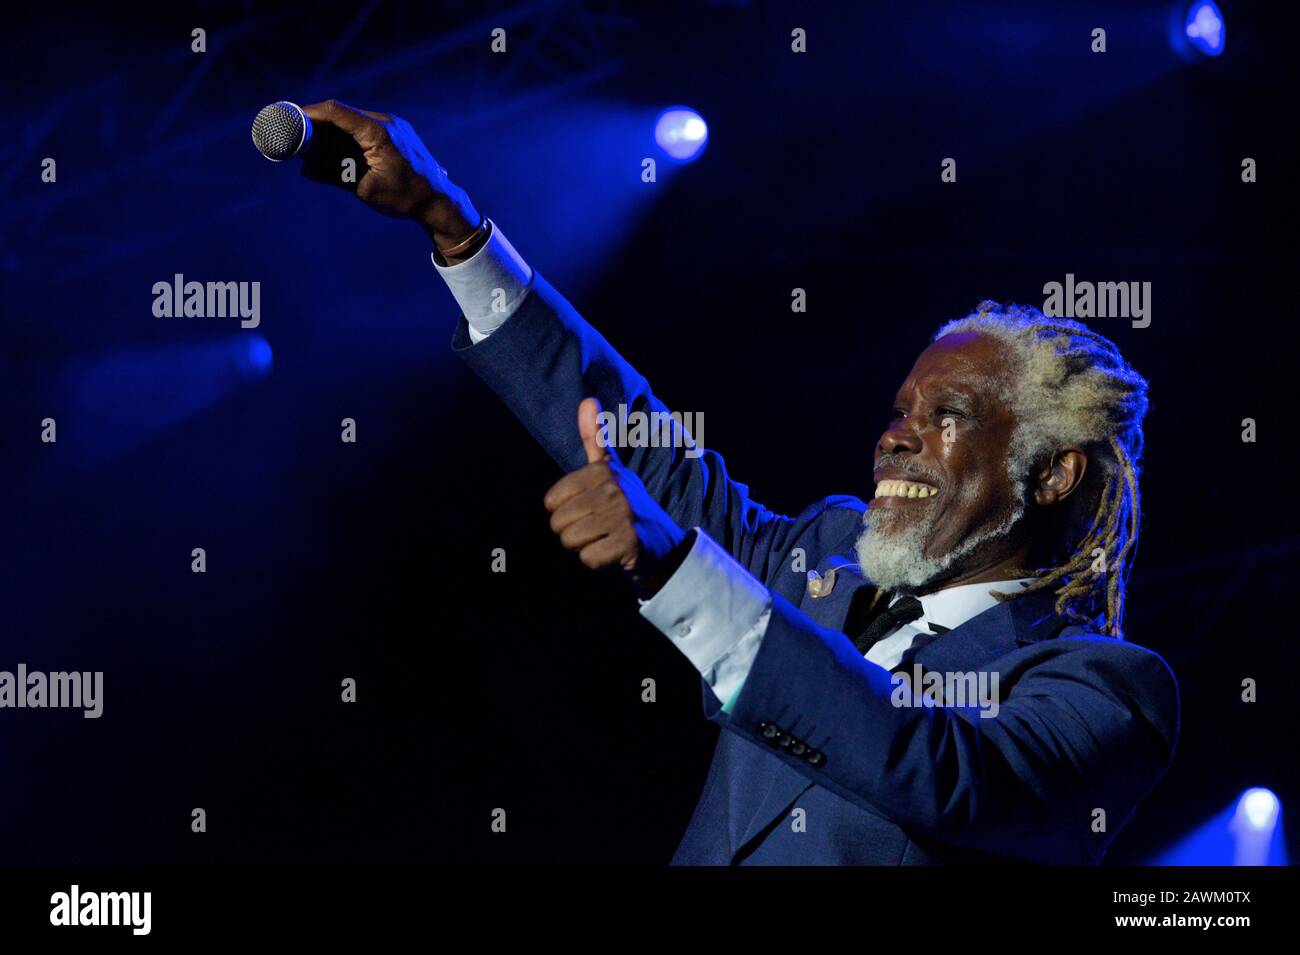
[854,497,1024,593]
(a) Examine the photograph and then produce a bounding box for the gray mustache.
[872,454,944,487]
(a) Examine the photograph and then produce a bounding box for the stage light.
[54,334,276,468]
[1150,787,1287,866]
[1236,788,1280,831]
[655,107,708,162]
[1184,2,1225,57]
[1229,787,1283,866]
[241,335,274,377]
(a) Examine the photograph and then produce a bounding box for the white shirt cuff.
[638,529,772,705]
[430,218,534,342]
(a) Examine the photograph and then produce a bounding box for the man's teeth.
[874,479,939,499]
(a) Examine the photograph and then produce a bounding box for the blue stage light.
[1229,787,1283,866]
[655,107,708,162]
[243,335,274,376]
[1150,787,1288,866]
[54,334,277,469]
[1184,2,1225,57]
[1237,788,1279,831]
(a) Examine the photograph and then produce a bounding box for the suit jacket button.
[777,732,793,748]
[790,741,807,757]
[759,722,780,741]
[806,750,825,766]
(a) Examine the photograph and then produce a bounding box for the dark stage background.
[4,0,1297,865]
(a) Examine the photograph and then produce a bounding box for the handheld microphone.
[251,101,312,161]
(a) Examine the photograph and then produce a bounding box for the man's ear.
[1032,446,1087,506]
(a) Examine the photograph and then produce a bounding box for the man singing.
[299,100,1178,865]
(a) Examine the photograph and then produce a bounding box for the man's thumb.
[578,397,608,464]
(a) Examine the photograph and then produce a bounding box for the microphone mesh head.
[252,101,307,161]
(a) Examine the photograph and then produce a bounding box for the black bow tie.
[853,594,924,654]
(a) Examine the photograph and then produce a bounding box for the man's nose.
[878,424,923,456]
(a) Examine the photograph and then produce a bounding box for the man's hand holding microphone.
[294,99,486,262]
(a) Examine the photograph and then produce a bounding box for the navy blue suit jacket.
[453,271,1180,865]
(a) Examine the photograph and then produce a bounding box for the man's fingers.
[543,461,611,512]
[578,397,608,465]
[578,533,637,571]
[549,468,622,521]
[550,478,626,531]
[301,100,387,147]
[548,478,624,534]
[556,506,627,552]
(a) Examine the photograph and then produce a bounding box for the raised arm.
[298,99,814,583]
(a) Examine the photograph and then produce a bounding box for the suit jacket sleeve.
[720,593,1180,862]
[452,270,816,584]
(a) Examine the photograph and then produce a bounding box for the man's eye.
[891,409,907,420]
[937,407,965,418]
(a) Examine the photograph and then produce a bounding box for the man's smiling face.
[857,331,1029,592]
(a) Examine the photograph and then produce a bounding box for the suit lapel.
[893,589,1069,675]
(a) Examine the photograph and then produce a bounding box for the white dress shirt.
[864,576,1038,671]
[431,219,534,343]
